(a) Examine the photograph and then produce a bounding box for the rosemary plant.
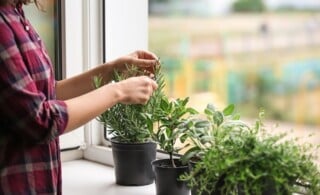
[94,64,165,143]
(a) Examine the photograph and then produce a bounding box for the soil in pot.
[152,159,190,195]
[111,140,156,186]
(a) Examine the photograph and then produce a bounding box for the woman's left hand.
[109,50,159,74]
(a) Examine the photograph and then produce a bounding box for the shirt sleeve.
[0,15,68,145]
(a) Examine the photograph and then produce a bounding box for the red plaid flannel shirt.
[0,4,68,195]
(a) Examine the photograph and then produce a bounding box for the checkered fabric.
[0,3,68,195]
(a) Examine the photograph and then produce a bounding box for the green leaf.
[181,146,200,164]
[160,97,169,111]
[186,107,198,114]
[93,75,103,88]
[195,120,211,128]
[233,113,241,120]
[181,97,190,106]
[180,133,189,143]
[223,104,235,116]
[199,136,213,144]
[213,111,224,126]
[207,104,216,112]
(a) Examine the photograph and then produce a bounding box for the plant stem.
[170,152,176,168]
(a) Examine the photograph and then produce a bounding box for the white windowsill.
[61,145,175,195]
[62,160,155,195]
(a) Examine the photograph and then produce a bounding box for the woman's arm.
[56,63,114,100]
[63,76,158,133]
[56,50,159,100]
[55,50,160,134]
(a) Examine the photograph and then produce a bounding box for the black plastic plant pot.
[152,159,190,195]
[111,140,157,186]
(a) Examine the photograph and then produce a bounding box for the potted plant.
[178,103,240,195]
[179,103,239,164]
[181,107,320,195]
[149,96,198,195]
[94,64,165,186]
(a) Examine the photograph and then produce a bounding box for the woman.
[0,0,158,194]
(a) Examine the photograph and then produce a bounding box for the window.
[149,1,320,127]
[24,0,64,80]
[43,0,319,164]
[24,1,85,151]
[148,0,320,155]
[24,1,89,152]
[21,0,150,163]
[78,0,149,164]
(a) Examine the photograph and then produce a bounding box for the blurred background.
[148,0,320,134]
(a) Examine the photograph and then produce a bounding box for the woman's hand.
[109,50,159,74]
[115,76,158,105]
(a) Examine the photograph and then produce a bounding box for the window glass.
[149,0,320,150]
[25,1,85,150]
[101,0,148,146]
[24,0,63,80]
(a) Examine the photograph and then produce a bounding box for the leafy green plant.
[179,103,240,164]
[149,96,198,167]
[94,64,165,143]
[181,109,320,194]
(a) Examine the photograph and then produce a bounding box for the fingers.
[130,58,159,75]
[135,50,158,60]
[140,76,158,102]
[130,58,159,68]
[131,50,160,68]
[118,76,158,105]
[141,78,158,104]
[116,50,160,76]
[149,77,158,90]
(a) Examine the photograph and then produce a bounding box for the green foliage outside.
[232,0,266,12]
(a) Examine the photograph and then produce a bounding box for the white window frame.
[84,0,150,166]
[61,0,105,162]
[61,0,151,165]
